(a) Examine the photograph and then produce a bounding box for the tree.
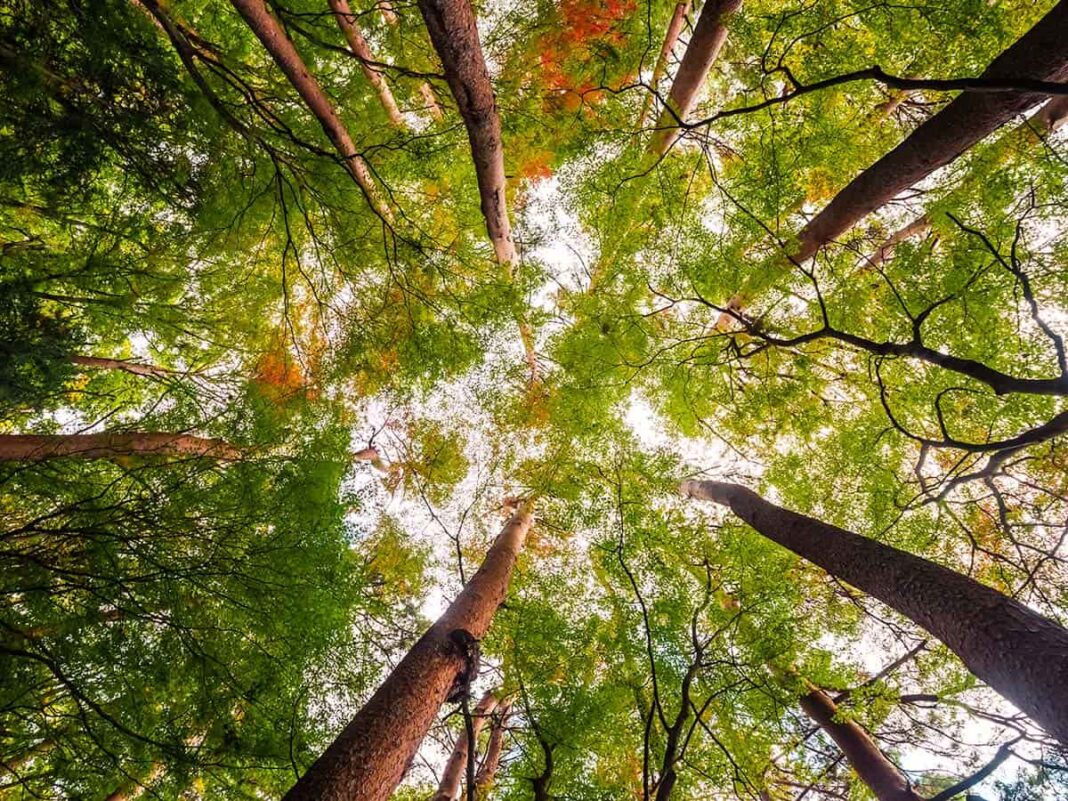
[682,480,1068,746]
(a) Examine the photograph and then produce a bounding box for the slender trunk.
[531,734,554,801]
[228,0,391,221]
[798,685,923,801]
[722,1,1068,316]
[0,433,241,462]
[432,691,499,801]
[860,214,932,271]
[282,502,534,801]
[649,0,743,156]
[681,480,1068,745]
[416,0,514,265]
[69,354,177,379]
[474,699,512,794]
[416,0,538,380]
[419,80,445,121]
[637,2,691,129]
[328,0,406,128]
[104,762,165,801]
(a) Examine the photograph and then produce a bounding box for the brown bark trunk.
[104,762,165,801]
[432,691,499,801]
[416,0,515,265]
[474,698,511,794]
[682,480,1068,745]
[282,502,534,801]
[0,433,241,461]
[328,0,406,128]
[228,0,391,220]
[638,2,691,129]
[650,0,743,156]
[798,685,923,801]
[722,1,1068,317]
[69,355,177,379]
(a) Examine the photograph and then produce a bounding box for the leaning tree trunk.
[328,0,406,128]
[721,0,1068,316]
[432,690,499,801]
[69,354,179,379]
[228,0,391,220]
[282,501,534,801]
[416,0,538,379]
[649,0,743,156]
[637,1,691,129]
[681,480,1068,745]
[0,433,241,461]
[474,698,512,795]
[799,685,923,801]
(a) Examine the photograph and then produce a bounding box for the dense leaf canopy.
[1,0,1067,799]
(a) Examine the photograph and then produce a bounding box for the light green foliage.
[1,0,1066,799]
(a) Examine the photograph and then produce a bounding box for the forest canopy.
[1,0,1068,799]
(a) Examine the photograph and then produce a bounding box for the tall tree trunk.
[328,0,406,128]
[432,690,499,801]
[681,480,1068,745]
[637,2,691,129]
[228,0,391,220]
[798,685,923,801]
[474,698,512,795]
[416,0,514,265]
[722,1,1068,316]
[649,0,743,156]
[282,502,534,801]
[416,0,538,380]
[0,433,241,461]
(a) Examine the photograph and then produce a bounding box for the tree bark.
[228,0,391,220]
[0,433,241,461]
[328,0,406,128]
[474,698,511,795]
[416,0,514,266]
[69,354,178,379]
[681,480,1068,746]
[798,685,923,801]
[432,690,499,801]
[638,2,691,129]
[281,501,534,801]
[722,1,1068,316]
[649,0,743,156]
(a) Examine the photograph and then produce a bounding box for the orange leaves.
[531,0,635,113]
[253,348,313,402]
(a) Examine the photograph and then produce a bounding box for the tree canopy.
[1,0,1067,799]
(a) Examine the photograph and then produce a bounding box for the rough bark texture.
[0,433,241,461]
[417,0,515,265]
[328,0,406,127]
[474,698,511,794]
[638,1,691,129]
[682,480,1068,745]
[281,502,534,801]
[721,1,1068,316]
[799,686,923,801]
[650,0,742,155]
[228,0,390,219]
[432,691,499,801]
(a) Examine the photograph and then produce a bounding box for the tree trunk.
[416,0,514,266]
[637,1,691,129]
[681,480,1068,745]
[432,690,499,801]
[0,433,241,461]
[281,501,534,801]
[474,698,511,795]
[649,0,743,156]
[416,0,539,380]
[228,0,391,220]
[798,685,923,801]
[328,0,406,128]
[722,1,1068,316]
[69,354,178,379]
